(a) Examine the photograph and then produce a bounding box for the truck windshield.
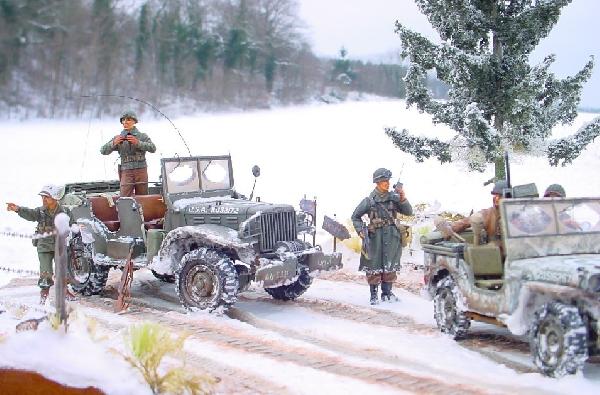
[164,158,232,194]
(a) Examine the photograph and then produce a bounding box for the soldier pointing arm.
[6,184,68,304]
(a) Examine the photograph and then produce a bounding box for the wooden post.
[54,213,70,330]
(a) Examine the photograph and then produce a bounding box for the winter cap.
[491,180,508,195]
[39,184,65,200]
[544,184,566,198]
[373,168,392,183]
[119,110,138,123]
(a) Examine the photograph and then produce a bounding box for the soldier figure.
[6,184,67,304]
[544,184,566,198]
[352,168,413,305]
[438,180,506,252]
[101,110,156,197]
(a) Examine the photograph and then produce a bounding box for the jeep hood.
[508,254,600,288]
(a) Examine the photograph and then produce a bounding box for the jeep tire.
[66,237,109,296]
[264,266,312,301]
[433,276,471,339]
[530,302,588,377]
[176,248,239,311]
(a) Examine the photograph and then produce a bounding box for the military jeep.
[421,193,600,377]
[63,155,342,311]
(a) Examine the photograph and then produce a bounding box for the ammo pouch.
[121,152,146,164]
[397,222,411,248]
[368,218,395,232]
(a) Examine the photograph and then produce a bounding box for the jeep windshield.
[163,156,233,194]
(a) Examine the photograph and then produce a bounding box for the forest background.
[0,0,449,118]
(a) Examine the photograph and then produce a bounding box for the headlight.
[588,275,600,293]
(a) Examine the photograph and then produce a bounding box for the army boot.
[381,282,399,302]
[369,284,379,305]
[39,288,49,305]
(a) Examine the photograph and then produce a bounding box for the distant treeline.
[0,0,447,118]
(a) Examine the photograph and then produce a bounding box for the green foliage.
[389,1,594,172]
[122,322,216,395]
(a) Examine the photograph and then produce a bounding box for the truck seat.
[134,194,166,229]
[88,196,120,232]
[464,243,504,283]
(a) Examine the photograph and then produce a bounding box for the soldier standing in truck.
[351,168,413,305]
[100,110,156,197]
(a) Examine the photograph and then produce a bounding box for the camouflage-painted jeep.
[64,155,342,311]
[422,195,600,377]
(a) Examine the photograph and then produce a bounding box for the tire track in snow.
[80,297,492,395]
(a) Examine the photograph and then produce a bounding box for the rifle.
[360,223,371,259]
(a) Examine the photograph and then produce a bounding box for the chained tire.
[151,270,175,283]
[433,276,471,339]
[66,236,109,296]
[175,248,239,312]
[264,266,313,301]
[530,302,588,377]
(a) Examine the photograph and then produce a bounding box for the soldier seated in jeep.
[437,180,507,251]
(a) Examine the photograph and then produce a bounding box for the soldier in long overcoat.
[101,110,156,197]
[351,168,413,305]
[6,184,68,304]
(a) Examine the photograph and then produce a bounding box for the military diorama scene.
[1,1,600,394]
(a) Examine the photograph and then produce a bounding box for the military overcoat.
[351,189,413,273]
[100,126,156,170]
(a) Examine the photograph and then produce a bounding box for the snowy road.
[2,267,599,394]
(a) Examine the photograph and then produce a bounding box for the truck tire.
[151,270,175,283]
[66,236,109,296]
[176,248,239,312]
[264,267,312,301]
[433,276,470,339]
[530,302,588,377]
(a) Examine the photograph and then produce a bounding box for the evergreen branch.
[385,127,451,164]
[500,0,572,55]
[547,116,600,166]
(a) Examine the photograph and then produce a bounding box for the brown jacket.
[451,206,502,247]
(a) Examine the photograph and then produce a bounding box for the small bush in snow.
[122,322,216,395]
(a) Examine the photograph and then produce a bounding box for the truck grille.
[259,211,297,252]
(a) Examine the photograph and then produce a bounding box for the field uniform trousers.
[120,167,149,197]
[38,251,55,289]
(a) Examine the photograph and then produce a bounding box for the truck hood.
[172,196,294,217]
[508,254,600,288]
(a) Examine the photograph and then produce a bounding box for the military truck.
[63,155,342,311]
[421,189,600,377]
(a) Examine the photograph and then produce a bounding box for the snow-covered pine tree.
[386,0,596,177]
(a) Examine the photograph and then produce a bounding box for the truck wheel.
[67,236,109,296]
[176,248,239,311]
[151,270,175,283]
[433,276,470,339]
[530,302,588,377]
[264,267,312,301]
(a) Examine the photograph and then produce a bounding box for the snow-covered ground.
[1,99,599,394]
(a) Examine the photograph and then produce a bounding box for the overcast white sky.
[298,0,600,108]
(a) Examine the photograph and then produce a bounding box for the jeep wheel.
[176,248,239,312]
[264,266,312,301]
[433,276,470,339]
[530,302,588,377]
[151,270,175,283]
[67,236,109,296]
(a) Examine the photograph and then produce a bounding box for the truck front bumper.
[256,249,342,288]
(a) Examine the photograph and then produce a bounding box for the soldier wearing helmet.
[6,184,69,304]
[100,110,156,197]
[351,168,413,305]
[544,184,566,198]
[439,180,507,251]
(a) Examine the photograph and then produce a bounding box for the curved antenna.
[74,94,192,156]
